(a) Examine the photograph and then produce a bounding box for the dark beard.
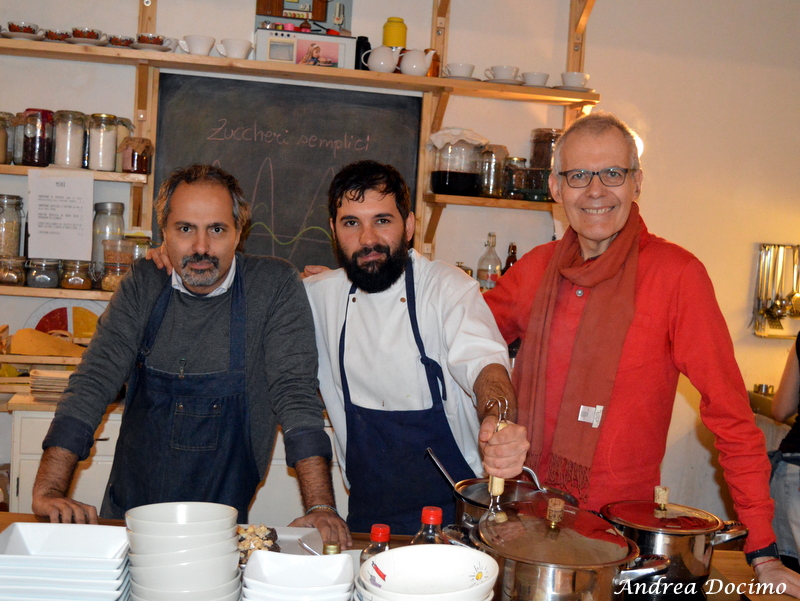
[335,238,409,293]
[180,253,221,287]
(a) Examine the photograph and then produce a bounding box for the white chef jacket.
[304,249,511,485]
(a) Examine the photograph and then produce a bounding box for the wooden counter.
[0,512,793,599]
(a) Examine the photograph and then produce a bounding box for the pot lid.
[477,498,635,567]
[601,500,723,534]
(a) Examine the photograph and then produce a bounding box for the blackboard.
[154,73,422,269]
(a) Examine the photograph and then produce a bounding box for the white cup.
[443,63,475,78]
[561,71,590,87]
[216,38,252,59]
[484,65,519,81]
[522,72,549,86]
[179,35,216,56]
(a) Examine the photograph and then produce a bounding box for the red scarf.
[513,202,642,503]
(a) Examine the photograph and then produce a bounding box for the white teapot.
[399,48,436,76]
[362,45,401,73]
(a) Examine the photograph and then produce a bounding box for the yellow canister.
[382,17,407,48]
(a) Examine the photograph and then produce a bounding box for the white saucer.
[131,42,173,52]
[442,75,480,82]
[1,30,45,41]
[553,85,594,93]
[66,37,108,46]
[484,78,524,86]
[522,84,552,88]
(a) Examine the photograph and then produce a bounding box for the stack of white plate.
[242,549,354,601]
[125,502,241,601]
[355,545,499,601]
[0,522,131,600]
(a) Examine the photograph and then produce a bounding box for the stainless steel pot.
[469,497,669,601]
[601,493,748,584]
[454,469,578,528]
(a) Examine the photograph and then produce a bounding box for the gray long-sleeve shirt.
[44,253,330,477]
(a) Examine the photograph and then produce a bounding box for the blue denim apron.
[341,258,475,534]
[100,268,260,523]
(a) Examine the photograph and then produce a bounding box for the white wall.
[3,0,800,519]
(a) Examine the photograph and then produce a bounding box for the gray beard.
[180,253,221,288]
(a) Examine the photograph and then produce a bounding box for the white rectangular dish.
[0,523,128,569]
[258,526,323,556]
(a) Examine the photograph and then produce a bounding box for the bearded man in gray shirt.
[32,164,350,546]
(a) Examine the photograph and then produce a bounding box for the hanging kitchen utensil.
[753,245,769,331]
[791,246,800,316]
[765,245,784,329]
[772,245,792,319]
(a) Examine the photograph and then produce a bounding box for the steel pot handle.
[613,555,670,587]
[711,520,748,546]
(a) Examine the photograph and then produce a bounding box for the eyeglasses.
[557,168,637,188]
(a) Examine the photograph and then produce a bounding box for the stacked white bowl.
[356,545,499,601]
[0,522,130,601]
[125,501,241,601]
[242,549,354,601]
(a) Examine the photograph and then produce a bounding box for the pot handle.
[613,555,670,587]
[711,520,748,546]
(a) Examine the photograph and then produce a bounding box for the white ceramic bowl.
[243,585,351,601]
[127,527,236,555]
[359,545,498,601]
[128,536,238,567]
[131,574,240,601]
[244,549,353,589]
[129,551,239,591]
[126,502,238,536]
[354,577,493,601]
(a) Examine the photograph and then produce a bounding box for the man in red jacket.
[484,111,800,595]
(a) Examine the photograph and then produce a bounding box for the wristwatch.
[745,542,779,565]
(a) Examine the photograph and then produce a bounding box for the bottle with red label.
[477,232,502,291]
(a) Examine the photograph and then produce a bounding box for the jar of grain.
[92,202,125,283]
[88,113,117,171]
[60,260,92,289]
[0,256,26,286]
[26,258,60,288]
[102,262,130,292]
[102,238,136,265]
[0,194,23,257]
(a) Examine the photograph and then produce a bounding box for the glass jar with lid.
[119,137,154,174]
[479,144,509,198]
[88,113,118,171]
[0,256,26,286]
[53,110,87,168]
[0,112,12,164]
[92,202,125,283]
[114,118,134,172]
[22,108,54,167]
[26,258,60,288]
[530,128,562,169]
[0,194,23,257]
[125,234,152,260]
[431,139,482,197]
[504,157,528,199]
[60,260,92,290]
[102,262,130,292]
[12,112,28,165]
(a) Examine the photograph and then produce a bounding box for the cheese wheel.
[10,328,86,358]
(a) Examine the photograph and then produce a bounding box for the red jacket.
[485,225,774,553]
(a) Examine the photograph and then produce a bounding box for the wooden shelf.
[0,355,82,366]
[0,38,599,107]
[0,164,147,184]
[422,193,555,244]
[0,286,112,301]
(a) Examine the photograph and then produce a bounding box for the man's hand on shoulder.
[753,558,800,598]
[145,243,173,274]
[301,265,330,279]
[288,509,352,550]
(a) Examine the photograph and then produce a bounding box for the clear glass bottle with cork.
[477,232,502,291]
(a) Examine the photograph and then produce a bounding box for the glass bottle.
[22,109,54,167]
[502,242,518,275]
[322,541,341,555]
[360,524,390,565]
[114,117,134,172]
[0,194,24,257]
[410,506,448,544]
[479,144,509,198]
[92,202,125,283]
[0,112,11,164]
[26,258,60,288]
[60,260,93,290]
[477,233,502,291]
[53,110,87,168]
[0,257,26,286]
[88,113,118,171]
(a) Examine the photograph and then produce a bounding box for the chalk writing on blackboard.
[155,73,422,269]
